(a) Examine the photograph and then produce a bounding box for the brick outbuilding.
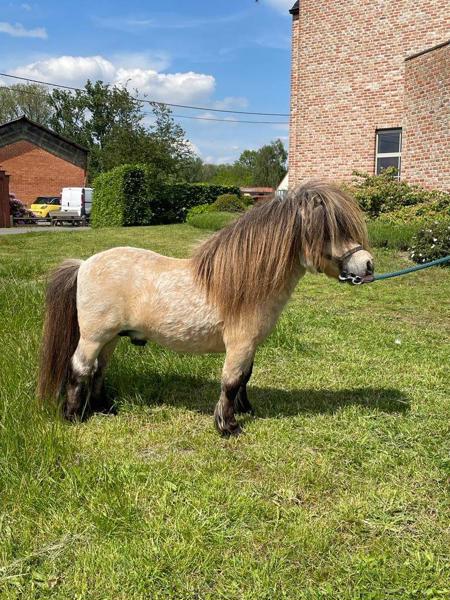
[288,1,449,191]
[0,116,88,205]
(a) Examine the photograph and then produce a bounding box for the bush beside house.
[409,222,450,264]
[349,170,450,258]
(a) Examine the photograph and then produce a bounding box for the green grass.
[1,225,449,599]
[367,221,422,251]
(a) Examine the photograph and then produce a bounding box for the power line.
[167,114,288,125]
[0,82,289,125]
[0,71,290,117]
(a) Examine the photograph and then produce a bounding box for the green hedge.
[92,164,241,227]
[147,182,241,224]
[91,165,152,228]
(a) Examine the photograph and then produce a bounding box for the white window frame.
[375,129,402,178]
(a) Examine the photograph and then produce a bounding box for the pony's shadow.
[107,372,410,418]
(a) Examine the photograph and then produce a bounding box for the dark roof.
[289,1,299,15]
[0,116,88,169]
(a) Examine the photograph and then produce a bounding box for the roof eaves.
[289,1,299,15]
[0,115,88,153]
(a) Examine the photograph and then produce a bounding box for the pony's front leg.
[90,338,118,414]
[215,346,255,436]
[234,361,254,415]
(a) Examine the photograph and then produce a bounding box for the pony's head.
[192,180,374,318]
[294,180,374,283]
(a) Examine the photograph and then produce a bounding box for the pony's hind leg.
[65,338,104,421]
[215,345,255,436]
[90,338,119,414]
[234,361,254,415]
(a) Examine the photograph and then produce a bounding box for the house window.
[375,129,402,177]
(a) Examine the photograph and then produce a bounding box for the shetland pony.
[38,181,374,435]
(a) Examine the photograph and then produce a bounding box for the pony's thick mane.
[192,180,368,318]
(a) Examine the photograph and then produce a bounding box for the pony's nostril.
[366,260,374,274]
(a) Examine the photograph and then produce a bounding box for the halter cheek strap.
[325,245,365,268]
[335,245,365,268]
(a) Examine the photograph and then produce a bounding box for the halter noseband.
[332,245,365,269]
[325,245,368,285]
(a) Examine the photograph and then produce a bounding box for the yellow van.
[30,196,61,219]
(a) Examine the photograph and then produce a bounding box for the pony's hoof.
[63,407,81,422]
[234,401,254,415]
[217,421,243,437]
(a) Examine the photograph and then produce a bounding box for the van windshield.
[34,197,60,205]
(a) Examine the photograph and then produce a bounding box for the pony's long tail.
[37,259,83,401]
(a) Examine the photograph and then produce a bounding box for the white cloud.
[21,3,32,11]
[12,56,116,85]
[112,51,171,73]
[0,21,47,38]
[10,55,216,104]
[95,12,246,32]
[115,68,215,104]
[212,96,249,110]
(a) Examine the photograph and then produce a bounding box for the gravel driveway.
[0,225,91,235]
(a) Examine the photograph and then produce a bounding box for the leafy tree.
[252,139,287,188]
[0,84,52,125]
[48,81,193,180]
[210,164,253,187]
[191,140,287,188]
[235,149,257,171]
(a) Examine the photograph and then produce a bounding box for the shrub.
[377,196,450,225]
[212,194,247,213]
[9,195,35,220]
[409,221,450,264]
[187,211,238,231]
[350,169,449,218]
[146,181,241,224]
[186,203,212,224]
[92,165,152,228]
[368,221,422,251]
[240,194,255,207]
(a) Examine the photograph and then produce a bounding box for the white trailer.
[50,187,93,226]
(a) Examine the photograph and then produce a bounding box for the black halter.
[326,245,365,269]
[330,245,370,285]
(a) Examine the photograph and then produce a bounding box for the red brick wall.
[402,43,449,190]
[288,0,450,190]
[0,140,86,205]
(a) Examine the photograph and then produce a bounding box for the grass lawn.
[0,225,449,599]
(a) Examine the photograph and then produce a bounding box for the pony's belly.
[140,322,225,353]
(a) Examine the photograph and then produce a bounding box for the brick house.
[288,1,449,191]
[0,116,88,205]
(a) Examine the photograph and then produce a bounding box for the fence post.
[0,169,11,228]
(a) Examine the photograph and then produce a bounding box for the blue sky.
[0,0,294,163]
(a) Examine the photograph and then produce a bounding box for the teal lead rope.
[372,255,450,282]
[339,255,450,285]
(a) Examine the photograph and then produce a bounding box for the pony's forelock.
[191,180,368,318]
